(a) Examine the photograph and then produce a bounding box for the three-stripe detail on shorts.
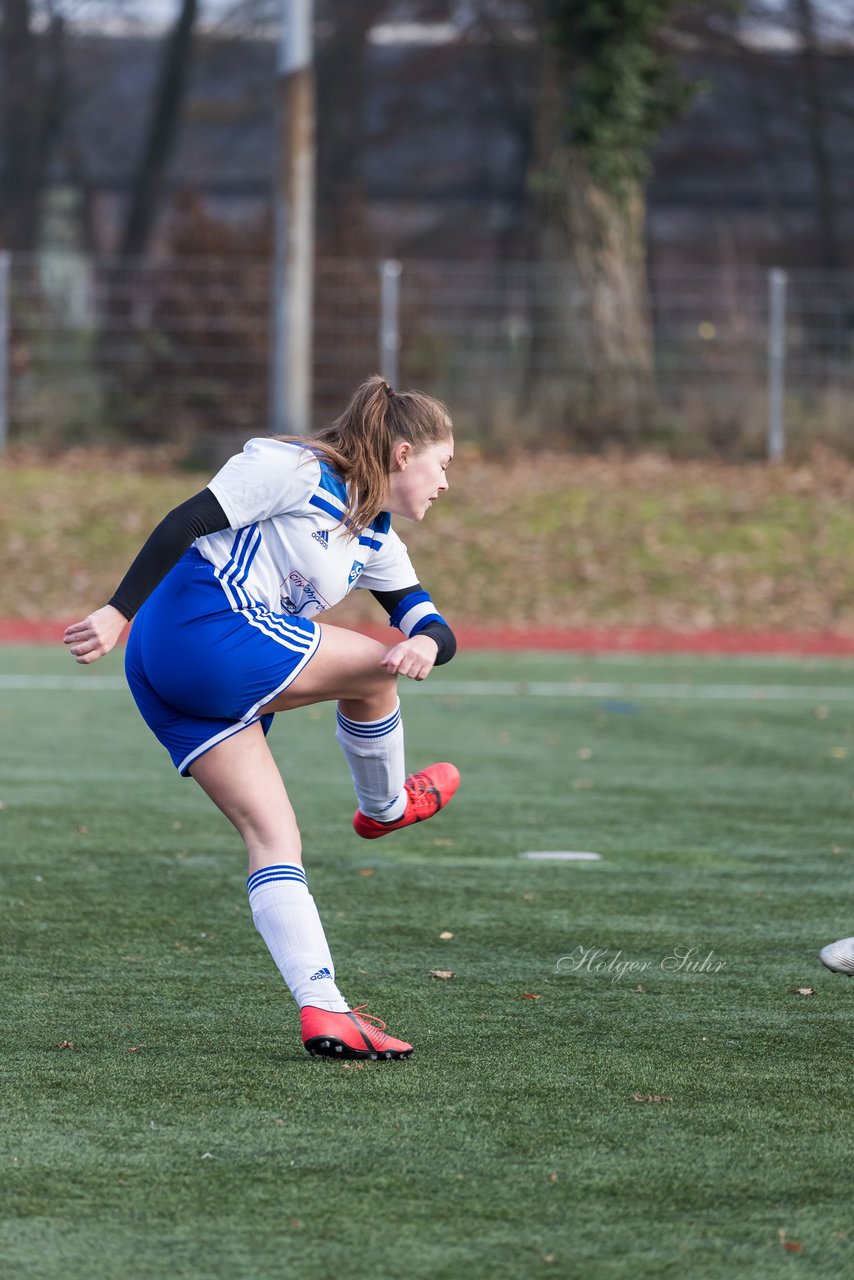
[215,525,315,652]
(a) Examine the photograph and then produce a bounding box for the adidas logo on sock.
[310,966,332,981]
[311,529,329,549]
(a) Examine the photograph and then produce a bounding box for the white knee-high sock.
[335,700,407,821]
[247,864,349,1012]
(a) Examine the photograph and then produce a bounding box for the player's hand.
[380,633,439,681]
[63,605,129,664]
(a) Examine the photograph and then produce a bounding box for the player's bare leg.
[188,723,351,1009]
[263,623,459,836]
[189,722,301,871]
[261,623,399,714]
[188,717,413,1059]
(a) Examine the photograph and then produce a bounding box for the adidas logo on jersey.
[310,966,332,981]
[312,529,329,549]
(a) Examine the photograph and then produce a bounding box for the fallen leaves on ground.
[10,446,854,631]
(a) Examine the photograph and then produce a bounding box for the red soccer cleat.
[352,762,460,839]
[301,1005,413,1060]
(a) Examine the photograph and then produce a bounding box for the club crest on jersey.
[348,560,365,587]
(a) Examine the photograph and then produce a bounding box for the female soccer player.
[64,375,459,1061]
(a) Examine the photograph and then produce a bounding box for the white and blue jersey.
[124,438,448,776]
[202,437,424,620]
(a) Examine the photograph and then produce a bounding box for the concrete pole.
[378,259,402,386]
[767,268,787,463]
[270,0,315,436]
[0,252,9,454]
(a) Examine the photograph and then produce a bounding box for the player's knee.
[350,652,398,698]
[236,805,302,858]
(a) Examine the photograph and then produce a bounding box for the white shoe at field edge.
[818,937,854,975]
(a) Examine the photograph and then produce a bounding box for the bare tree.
[314,0,388,255]
[0,0,65,250]
[678,0,853,269]
[790,0,841,270]
[518,0,694,438]
[120,0,199,257]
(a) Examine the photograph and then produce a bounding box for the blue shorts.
[125,549,321,775]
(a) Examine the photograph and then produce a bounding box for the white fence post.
[0,252,9,453]
[767,267,787,463]
[379,258,401,387]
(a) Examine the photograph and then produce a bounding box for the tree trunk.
[791,0,840,271]
[120,0,198,258]
[92,0,198,443]
[314,0,387,255]
[0,0,64,251]
[524,42,654,441]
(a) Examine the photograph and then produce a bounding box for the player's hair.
[280,374,452,537]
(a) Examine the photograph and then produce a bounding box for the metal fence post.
[0,252,9,453]
[271,0,315,436]
[379,259,401,386]
[767,267,787,462]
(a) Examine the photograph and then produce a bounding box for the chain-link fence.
[2,253,853,458]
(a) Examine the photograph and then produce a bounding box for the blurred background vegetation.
[2,0,854,457]
[4,443,854,629]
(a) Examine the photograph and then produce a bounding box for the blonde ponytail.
[281,374,452,537]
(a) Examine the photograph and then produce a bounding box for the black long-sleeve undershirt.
[108,489,230,621]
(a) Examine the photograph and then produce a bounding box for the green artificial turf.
[1,646,853,1279]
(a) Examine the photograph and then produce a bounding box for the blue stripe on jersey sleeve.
[388,589,431,630]
[388,590,446,634]
[410,612,445,633]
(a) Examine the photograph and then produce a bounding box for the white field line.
[420,680,854,702]
[0,674,127,690]
[1,674,853,703]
